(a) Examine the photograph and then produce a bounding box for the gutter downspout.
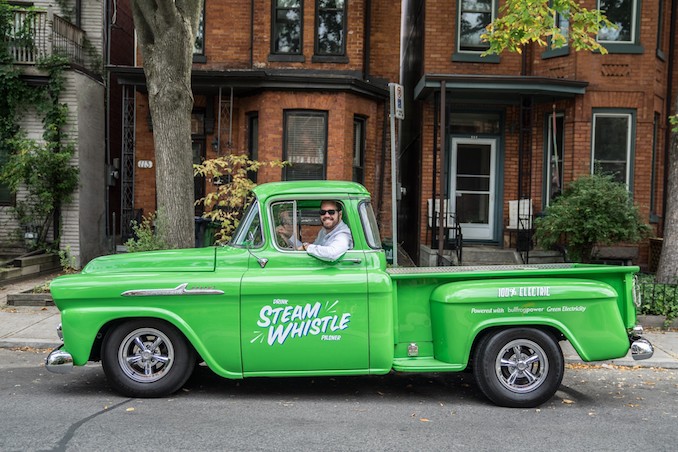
[661,0,677,236]
[437,81,446,262]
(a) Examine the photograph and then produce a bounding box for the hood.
[81,247,218,274]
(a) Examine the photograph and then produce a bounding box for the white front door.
[450,138,496,240]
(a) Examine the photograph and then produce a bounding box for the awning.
[415,74,588,103]
[109,66,390,99]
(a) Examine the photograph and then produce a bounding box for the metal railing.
[5,10,86,66]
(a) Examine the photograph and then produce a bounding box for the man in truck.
[299,200,353,262]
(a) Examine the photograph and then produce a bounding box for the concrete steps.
[0,252,61,285]
[461,247,565,266]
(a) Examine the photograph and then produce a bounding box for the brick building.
[400,0,676,266]
[112,0,402,241]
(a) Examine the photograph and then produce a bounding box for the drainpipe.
[661,0,677,236]
[437,81,446,261]
[377,99,388,223]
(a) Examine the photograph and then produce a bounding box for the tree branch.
[131,0,157,46]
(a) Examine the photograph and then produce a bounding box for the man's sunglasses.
[319,209,337,216]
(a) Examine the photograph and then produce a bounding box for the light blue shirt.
[306,220,353,262]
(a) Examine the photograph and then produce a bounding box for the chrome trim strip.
[122,283,224,297]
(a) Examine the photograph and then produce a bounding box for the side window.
[359,201,381,249]
[271,201,301,250]
[591,110,635,186]
[596,0,642,53]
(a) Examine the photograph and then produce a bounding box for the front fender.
[61,307,242,379]
[429,279,630,366]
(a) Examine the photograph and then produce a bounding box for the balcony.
[5,9,88,67]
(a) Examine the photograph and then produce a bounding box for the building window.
[543,5,569,58]
[453,0,499,63]
[283,111,327,181]
[315,0,346,56]
[591,110,635,186]
[273,0,303,54]
[193,3,206,62]
[596,0,642,53]
[650,112,659,221]
[353,116,365,184]
[192,111,206,215]
[544,113,564,207]
[247,113,259,183]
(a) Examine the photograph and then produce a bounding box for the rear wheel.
[102,319,195,397]
[473,328,564,408]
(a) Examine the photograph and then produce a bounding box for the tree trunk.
[656,109,678,283]
[131,1,202,249]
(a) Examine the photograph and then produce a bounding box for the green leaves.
[482,0,615,55]
[534,173,651,262]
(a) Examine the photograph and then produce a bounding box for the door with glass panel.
[450,138,496,240]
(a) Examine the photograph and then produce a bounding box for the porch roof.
[414,74,588,103]
[109,66,390,99]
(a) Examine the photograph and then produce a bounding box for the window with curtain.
[284,111,327,181]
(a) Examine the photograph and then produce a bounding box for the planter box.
[6,292,53,306]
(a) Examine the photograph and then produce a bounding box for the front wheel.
[473,328,564,408]
[102,319,195,398]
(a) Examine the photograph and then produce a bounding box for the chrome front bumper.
[629,325,654,361]
[45,323,73,374]
[45,347,74,373]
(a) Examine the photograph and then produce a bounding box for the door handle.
[343,258,362,264]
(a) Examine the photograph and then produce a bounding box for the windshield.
[230,200,264,247]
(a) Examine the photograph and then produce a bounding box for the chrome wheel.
[494,339,548,394]
[473,328,564,408]
[117,327,175,383]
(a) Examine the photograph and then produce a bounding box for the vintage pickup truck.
[46,181,653,407]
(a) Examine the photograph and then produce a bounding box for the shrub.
[124,212,168,253]
[194,153,286,244]
[534,173,651,262]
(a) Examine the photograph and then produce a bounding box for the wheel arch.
[468,324,565,369]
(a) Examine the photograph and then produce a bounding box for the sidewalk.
[2,273,678,369]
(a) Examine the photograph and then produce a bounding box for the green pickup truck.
[46,181,653,407]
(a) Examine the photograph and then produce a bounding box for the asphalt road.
[1,348,677,451]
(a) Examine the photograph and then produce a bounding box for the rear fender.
[429,278,630,365]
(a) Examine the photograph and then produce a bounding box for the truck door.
[239,200,370,375]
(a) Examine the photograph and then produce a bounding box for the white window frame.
[591,111,634,187]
